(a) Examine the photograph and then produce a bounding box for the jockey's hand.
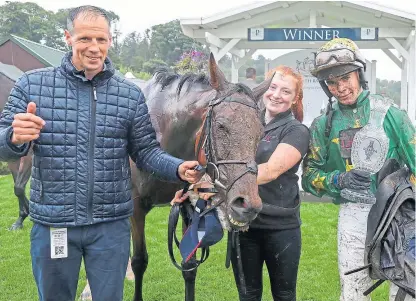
[170,189,188,206]
[178,161,204,183]
[336,169,372,190]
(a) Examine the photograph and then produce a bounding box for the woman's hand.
[170,189,188,206]
[170,181,216,206]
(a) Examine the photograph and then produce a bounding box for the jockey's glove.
[335,169,372,191]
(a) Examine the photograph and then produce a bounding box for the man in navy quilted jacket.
[0,5,203,301]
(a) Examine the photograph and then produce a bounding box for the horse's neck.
[154,88,214,160]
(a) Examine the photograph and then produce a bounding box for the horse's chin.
[213,197,252,232]
[227,214,250,231]
[190,194,252,232]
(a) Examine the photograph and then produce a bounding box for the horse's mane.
[152,68,255,100]
[153,68,211,96]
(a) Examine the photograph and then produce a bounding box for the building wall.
[0,74,14,112]
[0,40,46,72]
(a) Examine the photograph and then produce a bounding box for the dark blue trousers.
[30,218,131,301]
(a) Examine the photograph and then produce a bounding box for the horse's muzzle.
[228,196,262,227]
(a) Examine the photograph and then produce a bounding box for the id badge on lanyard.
[50,228,68,259]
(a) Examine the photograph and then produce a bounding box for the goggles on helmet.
[315,48,357,69]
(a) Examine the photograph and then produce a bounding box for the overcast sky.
[1,0,414,81]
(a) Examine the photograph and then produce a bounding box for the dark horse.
[6,150,32,230]
[4,54,272,300]
[1,94,32,231]
[131,54,271,301]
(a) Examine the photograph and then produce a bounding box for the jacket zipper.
[88,85,97,224]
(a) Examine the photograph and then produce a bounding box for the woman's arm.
[257,124,310,185]
[257,143,302,185]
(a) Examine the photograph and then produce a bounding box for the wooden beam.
[235,49,257,69]
[205,32,245,58]
[309,10,317,27]
[324,2,413,27]
[403,30,415,51]
[379,28,413,39]
[243,13,252,20]
[386,37,410,61]
[216,38,241,61]
[400,59,408,111]
[203,2,314,32]
[382,49,402,68]
[281,2,290,8]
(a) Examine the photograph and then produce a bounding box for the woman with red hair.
[230,65,309,301]
[171,65,310,300]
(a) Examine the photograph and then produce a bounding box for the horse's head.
[195,54,271,230]
[142,54,272,231]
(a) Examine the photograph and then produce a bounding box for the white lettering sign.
[283,29,343,41]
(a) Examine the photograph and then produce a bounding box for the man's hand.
[178,161,204,183]
[337,169,372,190]
[11,102,45,145]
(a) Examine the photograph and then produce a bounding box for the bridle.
[168,92,260,294]
[195,94,259,198]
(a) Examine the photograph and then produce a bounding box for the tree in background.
[0,1,405,97]
[0,1,65,50]
[174,50,208,74]
[376,78,401,106]
[238,54,266,83]
[148,20,204,67]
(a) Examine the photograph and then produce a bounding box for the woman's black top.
[251,109,310,230]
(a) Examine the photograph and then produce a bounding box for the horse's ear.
[208,53,227,91]
[252,72,274,104]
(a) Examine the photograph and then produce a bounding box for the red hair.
[266,66,304,122]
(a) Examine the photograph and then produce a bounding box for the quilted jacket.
[0,52,184,227]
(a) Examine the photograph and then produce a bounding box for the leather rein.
[168,94,259,293]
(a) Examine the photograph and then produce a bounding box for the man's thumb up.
[27,102,36,114]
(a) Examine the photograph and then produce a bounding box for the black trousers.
[231,227,301,301]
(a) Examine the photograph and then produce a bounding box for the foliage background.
[0,1,404,105]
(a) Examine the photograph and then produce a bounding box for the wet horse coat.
[130,56,271,301]
[5,55,273,301]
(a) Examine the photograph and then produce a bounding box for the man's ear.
[109,35,113,47]
[64,30,72,47]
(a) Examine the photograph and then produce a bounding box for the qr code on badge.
[55,246,64,256]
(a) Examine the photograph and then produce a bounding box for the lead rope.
[225,230,246,294]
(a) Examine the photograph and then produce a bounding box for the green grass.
[0,174,388,301]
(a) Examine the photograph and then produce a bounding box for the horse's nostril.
[231,197,249,209]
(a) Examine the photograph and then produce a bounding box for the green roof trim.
[0,35,125,76]
[0,62,23,81]
[0,35,65,67]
